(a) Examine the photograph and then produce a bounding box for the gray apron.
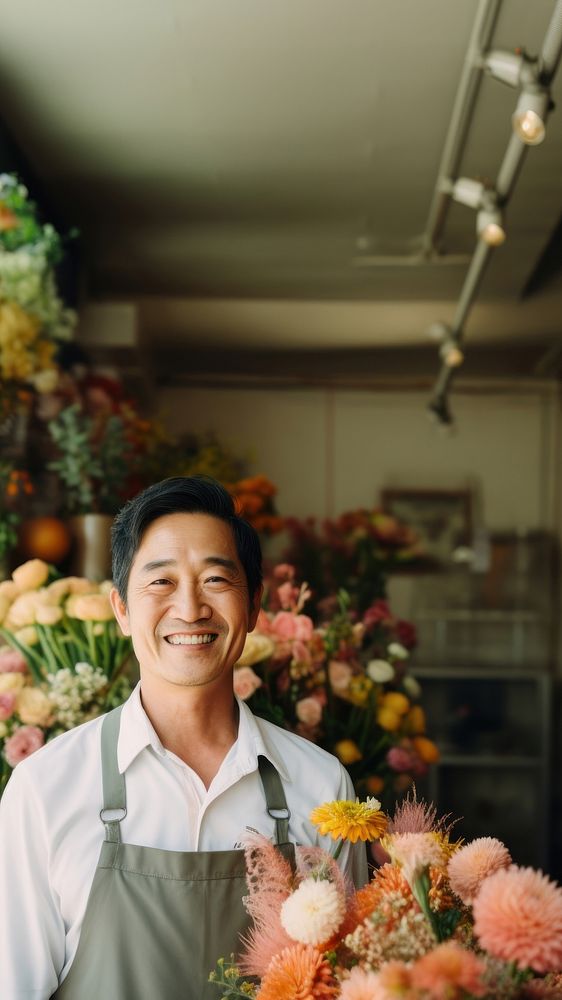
[52,705,295,999]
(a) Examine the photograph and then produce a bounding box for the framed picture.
[381,488,472,567]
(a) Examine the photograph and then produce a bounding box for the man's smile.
[164,633,219,646]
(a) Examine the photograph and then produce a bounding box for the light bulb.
[477,205,506,246]
[512,90,548,145]
[440,341,464,367]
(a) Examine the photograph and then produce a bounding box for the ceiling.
[1,0,561,385]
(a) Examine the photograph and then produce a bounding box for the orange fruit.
[19,517,72,564]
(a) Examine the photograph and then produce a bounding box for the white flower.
[388,642,408,660]
[280,878,345,945]
[386,832,446,884]
[402,674,422,699]
[366,659,395,683]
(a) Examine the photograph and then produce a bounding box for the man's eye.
[151,578,171,586]
[206,576,228,584]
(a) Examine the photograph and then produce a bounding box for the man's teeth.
[166,634,217,645]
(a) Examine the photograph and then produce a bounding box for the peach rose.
[4,725,45,767]
[295,697,323,727]
[0,595,11,625]
[233,666,262,701]
[35,604,63,626]
[0,673,26,695]
[12,559,49,591]
[0,580,19,600]
[328,660,353,693]
[16,687,54,727]
[5,591,42,628]
[14,627,38,647]
[67,593,114,621]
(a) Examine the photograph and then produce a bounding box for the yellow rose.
[35,604,64,626]
[0,673,26,694]
[12,559,49,591]
[235,633,275,668]
[376,706,401,732]
[68,593,114,622]
[334,739,363,765]
[348,676,374,707]
[14,626,38,647]
[16,687,53,726]
[382,691,410,716]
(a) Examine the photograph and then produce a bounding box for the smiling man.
[0,476,367,1000]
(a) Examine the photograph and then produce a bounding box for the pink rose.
[0,648,28,674]
[386,744,427,778]
[4,725,45,767]
[271,611,298,640]
[295,697,323,727]
[293,615,314,640]
[233,666,262,701]
[273,563,295,580]
[292,640,312,665]
[0,692,17,720]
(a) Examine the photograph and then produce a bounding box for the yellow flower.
[347,675,373,706]
[16,687,53,726]
[334,739,363,765]
[405,705,426,735]
[12,559,50,592]
[14,626,38,646]
[235,633,275,668]
[310,798,388,843]
[0,672,26,694]
[67,593,114,622]
[376,706,401,732]
[382,691,410,715]
[413,736,440,764]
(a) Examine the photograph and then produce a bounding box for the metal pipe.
[539,0,562,79]
[452,240,493,333]
[423,0,502,254]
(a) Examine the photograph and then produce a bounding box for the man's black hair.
[111,476,262,604]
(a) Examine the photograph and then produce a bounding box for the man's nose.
[173,580,211,621]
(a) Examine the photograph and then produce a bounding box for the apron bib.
[53,705,295,1000]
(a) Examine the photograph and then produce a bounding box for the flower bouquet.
[234,564,437,808]
[0,557,132,793]
[210,795,562,999]
[282,509,427,617]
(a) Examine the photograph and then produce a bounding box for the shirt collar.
[117,683,290,783]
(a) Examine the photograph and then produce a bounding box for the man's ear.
[248,584,264,633]
[109,586,131,637]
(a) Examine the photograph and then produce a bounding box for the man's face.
[110,512,261,693]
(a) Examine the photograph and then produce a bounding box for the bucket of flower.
[0,557,133,794]
[209,796,562,999]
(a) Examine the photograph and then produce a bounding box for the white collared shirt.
[0,683,368,998]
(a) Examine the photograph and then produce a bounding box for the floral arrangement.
[0,461,34,567]
[229,475,284,535]
[234,564,436,807]
[282,509,427,616]
[210,795,562,999]
[0,173,76,391]
[0,557,132,793]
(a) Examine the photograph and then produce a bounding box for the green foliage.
[208,956,257,998]
[0,173,65,263]
[0,461,20,562]
[47,404,134,514]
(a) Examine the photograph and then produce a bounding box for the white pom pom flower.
[280,877,345,946]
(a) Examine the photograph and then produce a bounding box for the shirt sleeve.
[0,764,65,998]
[334,763,370,889]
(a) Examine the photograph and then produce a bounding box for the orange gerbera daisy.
[256,943,339,1000]
[310,799,388,844]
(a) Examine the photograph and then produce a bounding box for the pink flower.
[328,660,353,692]
[295,697,323,727]
[411,942,487,998]
[277,581,299,610]
[387,744,427,778]
[0,692,17,720]
[339,966,388,999]
[271,611,314,642]
[255,609,273,634]
[448,837,512,904]
[273,563,296,581]
[363,600,393,628]
[0,647,28,674]
[473,865,562,973]
[294,615,314,641]
[4,725,45,767]
[292,640,312,665]
[233,667,262,701]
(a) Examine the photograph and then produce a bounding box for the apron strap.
[257,755,291,846]
[100,705,127,843]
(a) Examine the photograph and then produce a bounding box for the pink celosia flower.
[473,865,562,973]
[0,691,17,720]
[4,725,45,767]
[339,966,389,1000]
[295,697,323,727]
[411,941,487,998]
[233,666,262,701]
[389,791,437,834]
[448,837,512,904]
[0,647,28,674]
[386,831,446,883]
